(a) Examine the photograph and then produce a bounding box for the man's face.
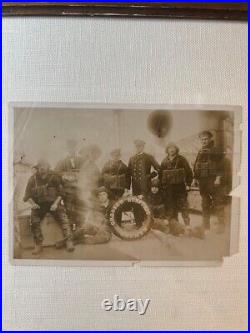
[111,152,121,162]
[200,135,211,148]
[167,146,177,157]
[38,166,49,178]
[135,144,144,154]
[98,192,108,204]
[67,146,77,157]
[151,186,159,194]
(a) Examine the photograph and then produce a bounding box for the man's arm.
[101,162,110,176]
[150,155,160,172]
[23,177,40,209]
[23,177,34,202]
[50,174,64,211]
[158,160,164,183]
[124,164,131,190]
[124,158,132,193]
[50,196,62,211]
[182,157,193,186]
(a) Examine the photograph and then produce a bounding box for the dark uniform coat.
[193,141,225,228]
[128,153,160,196]
[55,155,83,173]
[102,159,130,199]
[193,142,223,181]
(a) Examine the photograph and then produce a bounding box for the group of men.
[23,130,227,255]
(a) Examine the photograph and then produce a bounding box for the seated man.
[145,178,169,233]
[82,186,112,244]
[146,178,165,219]
[56,186,112,247]
[23,159,74,255]
[146,178,187,236]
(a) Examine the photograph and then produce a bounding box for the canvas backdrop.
[2,17,247,330]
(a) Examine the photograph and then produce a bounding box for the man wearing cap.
[56,139,82,172]
[102,149,130,200]
[159,143,193,226]
[193,130,225,230]
[55,139,83,229]
[23,159,74,254]
[128,140,160,197]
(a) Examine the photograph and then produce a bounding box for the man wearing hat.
[78,186,112,245]
[102,149,130,200]
[23,159,74,254]
[55,139,83,229]
[55,186,112,248]
[128,139,160,197]
[193,130,225,230]
[159,143,193,226]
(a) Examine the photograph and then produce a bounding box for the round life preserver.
[109,196,153,240]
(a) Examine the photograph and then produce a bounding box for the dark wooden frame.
[2,2,248,20]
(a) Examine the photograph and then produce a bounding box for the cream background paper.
[2,17,247,330]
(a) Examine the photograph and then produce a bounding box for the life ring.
[109,196,153,240]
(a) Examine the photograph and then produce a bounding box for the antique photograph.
[10,104,241,263]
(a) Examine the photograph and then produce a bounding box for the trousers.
[198,178,225,228]
[30,203,73,245]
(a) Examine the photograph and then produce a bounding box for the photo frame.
[2,5,247,330]
[2,2,248,21]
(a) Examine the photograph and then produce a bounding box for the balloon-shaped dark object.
[147,110,172,138]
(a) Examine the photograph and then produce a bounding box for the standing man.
[160,143,193,226]
[128,139,160,197]
[23,159,74,254]
[55,139,83,229]
[102,149,130,200]
[193,131,225,230]
[56,139,82,172]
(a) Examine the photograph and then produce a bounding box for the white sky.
[14,107,231,168]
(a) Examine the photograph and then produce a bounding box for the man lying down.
[55,184,204,250]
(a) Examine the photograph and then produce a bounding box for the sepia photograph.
[10,103,241,264]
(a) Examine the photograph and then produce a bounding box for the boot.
[55,239,66,249]
[66,239,75,252]
[32,244,43,255]
[192,226,205,239]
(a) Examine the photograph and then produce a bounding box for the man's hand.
[28,199,40,210]
[123,189,131,197]
[50,196,62,211]
[138,194,143,200]
[50,202,58,211]
[214,176,221,186]
[191,179,198,187]
[32,203,40,210]
[186,185,191,191]
[150,171,158,179]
